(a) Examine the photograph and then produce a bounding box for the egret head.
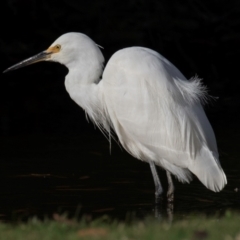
[3,32,104,73]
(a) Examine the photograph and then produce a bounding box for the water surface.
[0,118,239,222]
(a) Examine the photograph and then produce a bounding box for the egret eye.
[55,44,61,51]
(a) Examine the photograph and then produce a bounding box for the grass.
[0,211,240,240]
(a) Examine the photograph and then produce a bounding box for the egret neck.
[63,45,105,120]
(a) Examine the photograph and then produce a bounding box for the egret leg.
[166,171,174,202]
[149,161,163,198]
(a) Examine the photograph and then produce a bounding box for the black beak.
[3,51,52,73]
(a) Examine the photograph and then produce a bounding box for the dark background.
[1,0,240,137]
[0,0,240,221]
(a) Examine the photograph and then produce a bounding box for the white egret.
[4,32,227,201]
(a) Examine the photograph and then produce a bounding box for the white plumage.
[4,32,227,196]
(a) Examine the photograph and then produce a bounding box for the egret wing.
[102,47,207,166]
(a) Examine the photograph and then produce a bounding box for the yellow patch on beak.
[47,44,61,53]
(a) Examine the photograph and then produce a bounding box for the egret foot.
[166,171,174,202]
[155,185,163,199]
[167,190,174,202]
[167,201,174,223]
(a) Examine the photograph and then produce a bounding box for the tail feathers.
[188,146,227,192]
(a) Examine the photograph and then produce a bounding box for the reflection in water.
[153,198,173,223]
[0,130,239,222]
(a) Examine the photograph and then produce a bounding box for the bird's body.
[4,32,227,196]
[101,47,224,191]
